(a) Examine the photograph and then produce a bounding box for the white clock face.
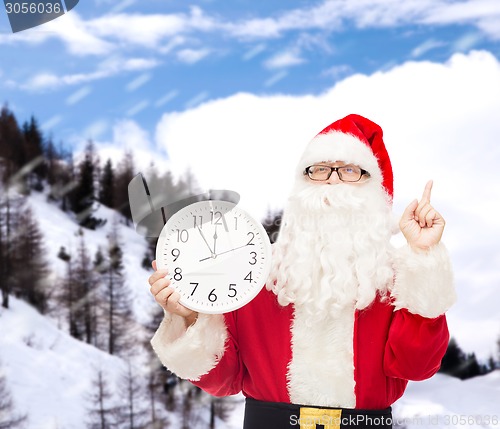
[155,200,272,314]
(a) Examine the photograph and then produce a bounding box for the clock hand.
[213,224,218,255]
[196,225,215,255]
[216,243,250,256]
[199,243,251,261]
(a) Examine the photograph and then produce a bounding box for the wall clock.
[155,199,272,314]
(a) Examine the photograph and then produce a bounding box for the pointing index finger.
[421,180,433,203]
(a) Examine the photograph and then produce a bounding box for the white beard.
[267,178,396,322]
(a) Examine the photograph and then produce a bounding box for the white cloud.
[322,64,353,79]
[41,115,63,130]
[3,1,500,59]
[126,100,150,116]
[184,91,210,109]
[264,70,288,87]
[21,57,159,91]
[90,119,169,174]
[176,48,211,64]
[154,90,179,108]
[264,50,305,69]
[242,43,267,61]
[411,39,446,57]
[154,50,500,357]
[66,85,92,105]
[452,32,483,52]
[126,73,151,92]
[226,0,500,40]
[82,119,109,140]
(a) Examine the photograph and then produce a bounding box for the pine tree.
[439,337,466,377]
[10,206,50,313]
[0,184,7,308]
[115,362,149,429]
[22,116,46,190]
[60,233,99,343]
[85,368,119,429]
[439,338,490,379]
[144,364,173,428]
[0,105,27,189]
[56,245,80,338]
[114,151,135,224]
[99,221,135,356]
[460,353,485,379]
[99,159,115,208]
[45,138,74,211]
[497,334,500,366]
[0,359,28,429]
[0,186,26,309]
[69,141,104,229]
[143,306,178,415]
[76,233,99,344]
[210,396,237,429]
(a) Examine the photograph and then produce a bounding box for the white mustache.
[290,183,368,212]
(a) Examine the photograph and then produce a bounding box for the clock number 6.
[208,289,218,302]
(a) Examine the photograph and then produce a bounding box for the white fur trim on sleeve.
[150,312,228,381]
[391,243,456,318]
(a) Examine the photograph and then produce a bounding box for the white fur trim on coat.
[287,306,356,408]
[296,132,383,186]
[391,243,456,318]
[150,312,227,381]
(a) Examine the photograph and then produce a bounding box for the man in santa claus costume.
[148,114,456,428]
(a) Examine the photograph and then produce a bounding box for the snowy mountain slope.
[1,190,160,429]
[393,372,500,428]
[28,190,155,325]
[1,297,127,429]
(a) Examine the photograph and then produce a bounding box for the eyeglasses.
[304,164,370,182]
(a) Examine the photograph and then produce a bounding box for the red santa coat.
[151,244,455,409]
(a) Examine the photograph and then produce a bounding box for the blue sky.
[1,0,500,150]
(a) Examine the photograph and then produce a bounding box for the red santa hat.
[297,114,394,199]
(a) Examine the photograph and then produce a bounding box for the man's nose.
[326,171,341,184]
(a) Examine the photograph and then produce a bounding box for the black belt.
[243,398,392,429]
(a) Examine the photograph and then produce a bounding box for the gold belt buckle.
[299,407,342,429]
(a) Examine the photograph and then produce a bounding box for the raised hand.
[399,180,445,252]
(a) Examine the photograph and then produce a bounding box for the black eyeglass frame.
[303,164,371,182]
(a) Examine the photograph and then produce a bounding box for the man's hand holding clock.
[149,261,198,327]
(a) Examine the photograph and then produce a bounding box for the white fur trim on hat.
[390,244,456,318]
[296,131,383,186]
[151,312,227,381]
